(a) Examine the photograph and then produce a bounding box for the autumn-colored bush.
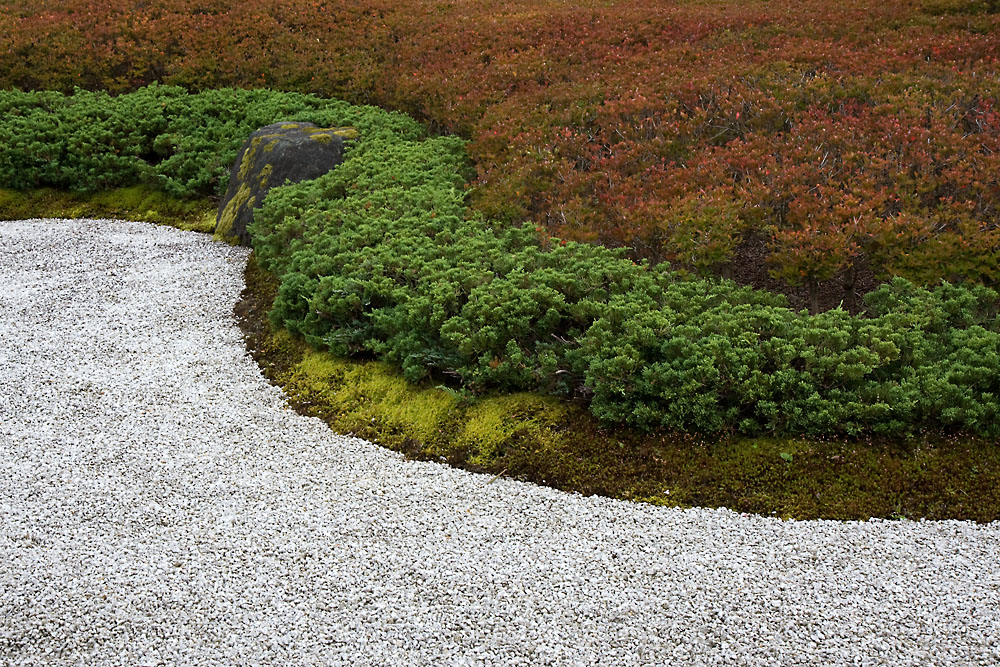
[2,0,999,308]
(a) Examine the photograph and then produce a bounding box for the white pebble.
[0,218,998,666]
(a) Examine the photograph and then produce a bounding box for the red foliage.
[3,0,999,306]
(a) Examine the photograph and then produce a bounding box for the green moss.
[214,181,255,244]
[258,164,274,189]
[332,127,360,140]
[238,138,261,182]
[284,350,460,445]
[0,186,215,232]
[300,126,359,142]
[454,394,569,467]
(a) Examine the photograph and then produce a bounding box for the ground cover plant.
[0,85,426,197]
[2,0,999,311]
[3,86,999,443]
[235,254,1000,522]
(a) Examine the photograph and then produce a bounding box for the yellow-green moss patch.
[238,138,261,181]
[258,164,274,188]
[0,186,215,232]
[214,182,255,245]
[332,128,360,140]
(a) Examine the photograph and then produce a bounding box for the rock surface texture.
[1,218,1000,666]
[214,122,357,246]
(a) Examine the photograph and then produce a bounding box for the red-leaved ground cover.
[3,0,998,310]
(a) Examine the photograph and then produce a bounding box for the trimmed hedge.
[3,86,999,438]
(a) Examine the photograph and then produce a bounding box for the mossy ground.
[8,187,1000,523]
[0,186,216,232]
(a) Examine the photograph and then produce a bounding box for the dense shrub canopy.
[3,87,999,439]
[0,85,425,197]
[2,0,999,306]
[253,152,1000,437]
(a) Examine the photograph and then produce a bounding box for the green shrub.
[0,84,425,197]
[583,279,1000,436]
[4,85,999,439]
[251,117,1000,438]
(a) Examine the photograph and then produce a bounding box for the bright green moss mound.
[0,185,215,231]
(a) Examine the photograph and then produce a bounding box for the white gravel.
[1,218,998,666]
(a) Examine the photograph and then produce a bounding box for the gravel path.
[1,218,998,666]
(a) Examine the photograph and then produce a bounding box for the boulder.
[214,121,358,246]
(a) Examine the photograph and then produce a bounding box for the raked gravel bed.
[1,218,999,666]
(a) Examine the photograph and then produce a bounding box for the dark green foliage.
[250,106,1000,439]
[0,84,425,197]
[582,280,1000,436]
[4,86,1000,439]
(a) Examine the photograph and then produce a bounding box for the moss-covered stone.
[214,121,357,246]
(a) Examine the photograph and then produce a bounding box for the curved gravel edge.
[1,218,998,666]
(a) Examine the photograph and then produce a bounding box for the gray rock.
[214,121,358,246]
